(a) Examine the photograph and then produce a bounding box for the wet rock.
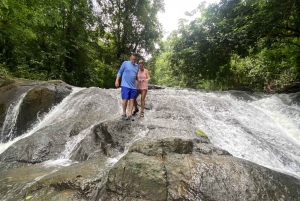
[277,82,300,94]
[17,87,55,135]
[2,134,300,201]
[101,137,300,201]
[0,132,55,163]
[0,76,72,142]
[129,137,193,156]
[71,120,141,160]
[104,152,167,201]
[1,78,300,201]
[0,103,5,123]
[148,84,165,90]
[229,85,253,92]
[290,91,300,104]
[0,156,107,201]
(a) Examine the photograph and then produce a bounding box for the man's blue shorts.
[121,86,137,100]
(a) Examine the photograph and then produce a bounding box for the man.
[115,52,139,121]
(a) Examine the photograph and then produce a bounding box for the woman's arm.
[146,69,151,81]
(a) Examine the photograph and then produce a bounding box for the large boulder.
[17,87,56,135]
[101,137,300,201]
[0,76,72,142]
[1,120,300,201]
[0,133,300,201]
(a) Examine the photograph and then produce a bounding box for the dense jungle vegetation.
[0,0,299,92]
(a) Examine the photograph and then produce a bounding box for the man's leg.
[121,86,130,116]
[127,88,137,118]
[128,99,134,116]
[122,99,128,115]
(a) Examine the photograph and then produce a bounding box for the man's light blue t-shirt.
[117,61,139,89]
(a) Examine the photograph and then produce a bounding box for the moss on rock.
[196,129,206,137]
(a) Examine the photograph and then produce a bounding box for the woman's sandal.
[140,111,144,117]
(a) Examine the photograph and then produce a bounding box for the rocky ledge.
[0,76,72,142]
[1,121,300,201]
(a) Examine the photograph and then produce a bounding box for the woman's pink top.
[136,69,148,90]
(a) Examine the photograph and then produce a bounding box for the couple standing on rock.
[115,52,151,121]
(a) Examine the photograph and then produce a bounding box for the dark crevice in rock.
[161,140,169,200]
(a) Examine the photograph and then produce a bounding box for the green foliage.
[0,63,9,75]
[25,195,34,200]
[0,0,164,87]
[196,129,206,137]
[230,39,299,92]
[2,0,299,91]
[96,0,164,60]
[154,0,300,92]
[150,40,183,87]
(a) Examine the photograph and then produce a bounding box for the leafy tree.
[164,0,300,91]
[0,0,39,72]
[96,0,164,62]
[0,0,102,86]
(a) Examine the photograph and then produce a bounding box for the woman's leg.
[140,90,147,113]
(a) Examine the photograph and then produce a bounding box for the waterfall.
[183,90,300,179]
[1,87,299,180]
[0,87,84,154]
[43,126,94,167]
[0,92,27,143]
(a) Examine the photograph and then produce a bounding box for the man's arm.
[115,76,120,88]
[115,62,125,88]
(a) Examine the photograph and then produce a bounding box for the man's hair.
[131,52,138,57]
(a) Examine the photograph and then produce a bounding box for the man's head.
[130,52,138,64]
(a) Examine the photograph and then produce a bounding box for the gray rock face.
[0,78,300,201]
[0,77,72,142]
[101,137,300,201]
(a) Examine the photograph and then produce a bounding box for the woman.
[133,59,150,117]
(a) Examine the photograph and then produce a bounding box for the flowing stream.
[0,92,28,143]
[0,87,300,181]
[0,87,85,154]
[188,91,300,178]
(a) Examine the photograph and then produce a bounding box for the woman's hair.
[138,59,144,64]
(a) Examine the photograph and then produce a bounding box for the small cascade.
[107,127,150,165]
[0,92,28,143]
[60,127,93,159]
[0,87,84,154]
[43,126,93,167]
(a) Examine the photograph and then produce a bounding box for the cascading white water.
[44,88,150,167]
[43,126,94,167]
[0,87,85,154]
[1,86,299,181]
[107,127,150,165]
[0,92,28,142]
[179,90,300,179]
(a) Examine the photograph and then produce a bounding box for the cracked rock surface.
[100,137,300,201]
